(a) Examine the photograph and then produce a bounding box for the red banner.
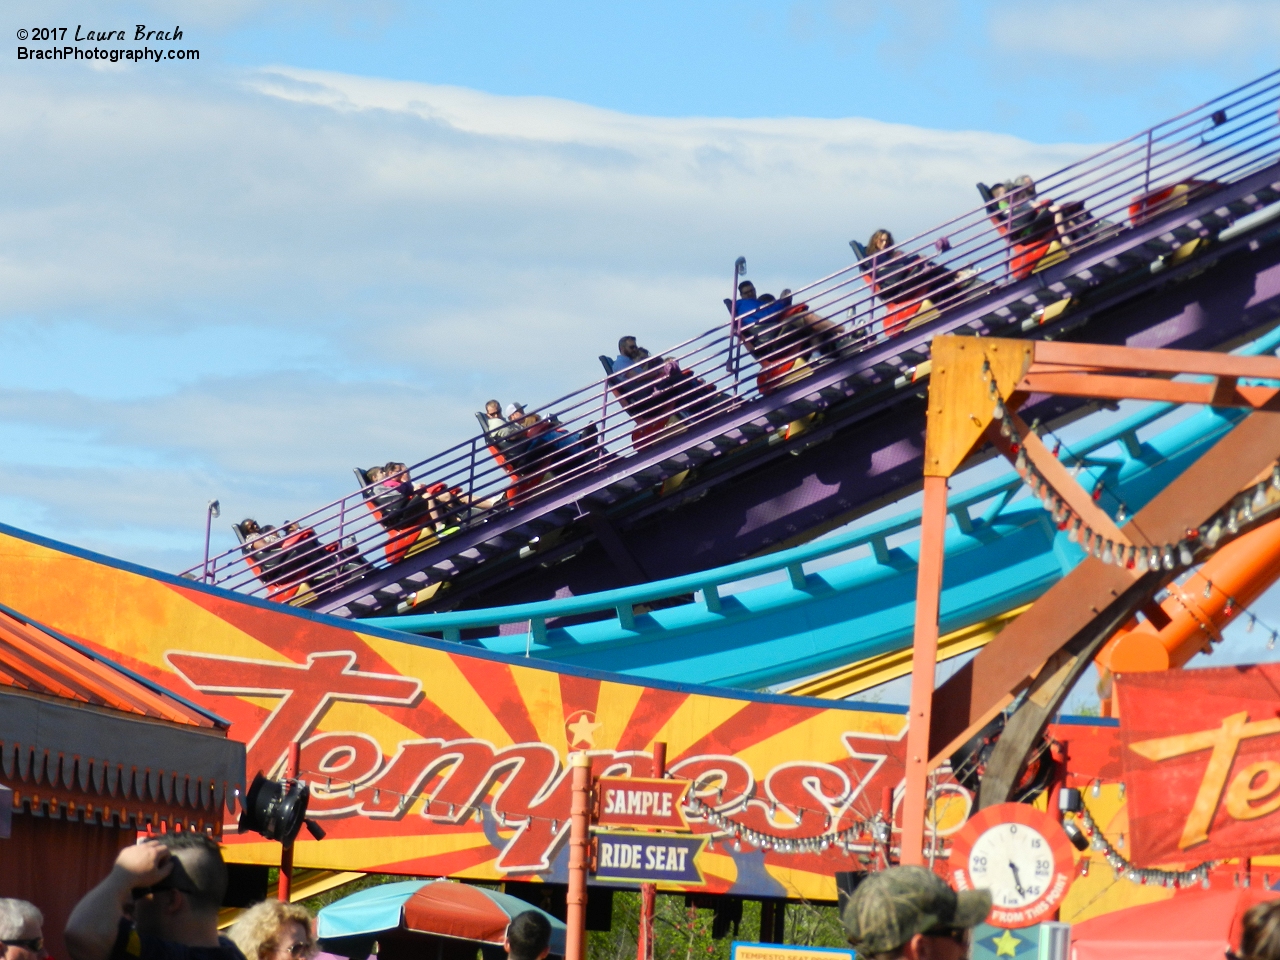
[1117,664,1280,867]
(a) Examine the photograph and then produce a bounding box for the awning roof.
[0,603,224,727]
[0,602,244,830]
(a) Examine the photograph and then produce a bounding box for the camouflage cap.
[841,866,991,957]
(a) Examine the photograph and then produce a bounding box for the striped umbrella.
[318,880,566,956]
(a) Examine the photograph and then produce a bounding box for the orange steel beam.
[901,475,949,866]
[1015,374,1280,408]
[927,407,1280,764]
[1030,340,1280,380]
[1002,414,1137,548]
[1098,515,1280,675]
[900,335,1280,864]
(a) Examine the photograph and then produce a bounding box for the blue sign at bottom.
[593,831,706,883]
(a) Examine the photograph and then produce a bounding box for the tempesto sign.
[730,944,854,960]
[594,830,706,884]
[596,777,690,831]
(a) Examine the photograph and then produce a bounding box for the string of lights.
[985,364,1280,578]
[297,766,893,850]
[1077,795,1216,889]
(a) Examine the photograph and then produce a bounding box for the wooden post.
[566,752,592,960]
[278,741,299,902]
[901,475,949,866]
[637,742,666,960]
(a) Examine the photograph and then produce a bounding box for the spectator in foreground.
[0,899,47,960]
[1239,900,1280,960]
[227,901,315,960]
[503,912,551,960]
[65,834,245,960]
[841,865,989,960]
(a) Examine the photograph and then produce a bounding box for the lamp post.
[203,499,220,583]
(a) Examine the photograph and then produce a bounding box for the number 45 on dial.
[949,802,1076,928]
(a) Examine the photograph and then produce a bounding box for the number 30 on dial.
[948,803,1075,928]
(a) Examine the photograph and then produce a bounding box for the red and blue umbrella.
[317,880,566,956]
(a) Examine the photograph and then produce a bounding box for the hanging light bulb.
[1254,484,1268,511]
[1272,464,1280,490]
[1163,546,1175,570]
[1269,632,1276,652]
[348,782,356,799]
[1136,549,1150,573]
[1068,518,1081,543]
[1248,616,1256,633]
[1116,504,1128,524]
[373,789,381,805]
[1102,540,1114,565]
[551,819,559,832]
[449,803,456,818]
[1204,580,1214,599]
[1093,534,1104,559]
[993,399,1005,419]
[1228,511,1240,535]
[1092,779,1101,797]
[1179,541,1194,567]
[1207,518,1224,546]
[1081,859,1090,877]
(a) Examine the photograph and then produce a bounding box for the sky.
[3,1,1280,691]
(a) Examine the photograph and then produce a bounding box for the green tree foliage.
[588,892,849,960]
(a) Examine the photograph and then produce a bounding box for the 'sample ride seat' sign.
[596,777,690,831]
[594,830,705,883]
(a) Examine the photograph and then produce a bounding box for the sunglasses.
[279,942,312,959]
[1,940,43,954]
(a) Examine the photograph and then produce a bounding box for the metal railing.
[182,69,1280,605]
[360,322,1280,664]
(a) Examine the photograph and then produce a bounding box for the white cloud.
[0,61,1092,570]
[989,0,1280,63]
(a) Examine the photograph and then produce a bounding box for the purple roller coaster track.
[185,70,1280,620]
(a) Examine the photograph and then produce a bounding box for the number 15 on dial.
[949,803,1075,928]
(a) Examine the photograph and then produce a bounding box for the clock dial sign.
[949,803,1075,928]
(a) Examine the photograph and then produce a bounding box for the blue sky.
[3,0,1280,684]
[215,1,1278,142]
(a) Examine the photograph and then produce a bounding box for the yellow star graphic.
[566,713,603,748]
[992,929,1022,957]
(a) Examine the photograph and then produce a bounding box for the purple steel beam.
[400,232,1280,613]
[314,162,1280,615]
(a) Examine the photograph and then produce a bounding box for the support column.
[278,741,299,902]
[637,743,666,960]
[566,752,592,960]
[901,475,949,866]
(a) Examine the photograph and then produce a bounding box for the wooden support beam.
[901,475,949,866]
[1016,373,1280,408]
[924,337,1033,479]
[1030,340,1280,381]
[927,409,1280,767]
[996,414,1139,550]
